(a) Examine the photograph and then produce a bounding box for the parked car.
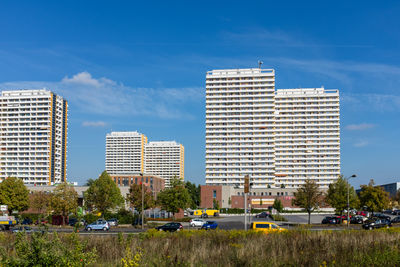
[34,219,48,225]
[391,216,400,224]
[255,212,271,219]
[201,221,218,230]
[383,209,394,215]
[250,222,287,233]
[156,222,183,232]
[392,210,400,215]
[356,211,370,217]
[107,218,118,227]
[350,215,367,224]
[321,216,338,224]
[362,219,391,230]
[372,213,391,221]
[189,218,206,227]
[68,218,86,227]
[12,226,33,233]
[85,220,110,231]
[21,218,33,225]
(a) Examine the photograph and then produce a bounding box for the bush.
[271,214,287,221]
[0,232,97,266]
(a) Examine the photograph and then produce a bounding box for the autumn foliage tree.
[127,183,154,212]
[50,183,78,225]
[292,179,323,224]
[30,191,51,215]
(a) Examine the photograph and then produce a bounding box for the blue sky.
[0,0,400,187]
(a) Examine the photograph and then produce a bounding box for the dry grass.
[2,229,400,266]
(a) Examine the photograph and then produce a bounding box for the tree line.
[0,171,201,223]
[293,176,392,224]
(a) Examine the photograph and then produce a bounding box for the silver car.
[190,218,206,227]
[85,220,110,231]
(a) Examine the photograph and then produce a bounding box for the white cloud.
[345,123,376,131]
[0,72,203,119]
[82,121,107,127]
[354,140,369,147]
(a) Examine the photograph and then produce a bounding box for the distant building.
[145,141,184,187]
[105,131,184,187]
[205,68,340,189]
[0,89,68,185]
[105,131,148,175]
[111,174,165,195]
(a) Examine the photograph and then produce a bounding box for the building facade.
[105,131,147,175]
[205,68,340,189]
[0,89,68,185]
[111,174,165,196]
[144,141,184,187]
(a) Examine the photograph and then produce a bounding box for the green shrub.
[271,214,287,221]
[0,232,97,266]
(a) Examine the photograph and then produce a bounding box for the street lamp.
[140,173,144,230]
[346,174,357,227]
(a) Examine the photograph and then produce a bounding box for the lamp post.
[346,174,357,227]
[140,173,144,230]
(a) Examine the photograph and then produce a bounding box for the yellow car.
[250,222,287,233]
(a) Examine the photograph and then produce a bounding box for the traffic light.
[244,175,250,193]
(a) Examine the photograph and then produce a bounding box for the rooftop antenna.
[258,60,263,69]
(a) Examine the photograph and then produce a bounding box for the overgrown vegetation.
[1,229,400,266]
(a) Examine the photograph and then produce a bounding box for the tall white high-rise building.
[205,68,340,189]
[105,131,147,175]
[144,141,184,187]
[274,88,340,188]
[0,89,68,185]
[206,68,276,188]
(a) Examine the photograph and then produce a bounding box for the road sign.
[0,205,7,211]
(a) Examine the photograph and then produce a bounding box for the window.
[213,190,217,198]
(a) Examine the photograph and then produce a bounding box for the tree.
[0,177,29,214]
[185,181,200,209]
[30,191,51,215]
[359,179,390,214]
[126,183,154,212]
[213,198,220,210]
[292,179,323,224]
[157,178,191,217]
[272,198,284,213]
[85,178,95,187]
[84,171,124,215]
[50,183,78,225]
[326,175,359,215]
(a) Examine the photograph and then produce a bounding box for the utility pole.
[346,174,357,227]
[244,175,250,230]
[140,173,144,230]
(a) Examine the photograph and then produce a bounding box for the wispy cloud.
[342,93,400,112]
[353,140,369,147]
[0,72,203,119]
[82,121,107,127]
[345,123,377,131]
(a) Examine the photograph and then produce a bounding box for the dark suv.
[362,219,391,230]
[321,216,338,224]
[255,212,271,219]
[156,222,183,232]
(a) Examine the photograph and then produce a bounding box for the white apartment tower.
[105,131,147,175]
[205,68,340,189]
[206,69,276,188]
[274,88,340,188]
[0,89,68,185]
[145,141,184,187]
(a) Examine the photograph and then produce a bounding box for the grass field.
[1,228,400,266]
